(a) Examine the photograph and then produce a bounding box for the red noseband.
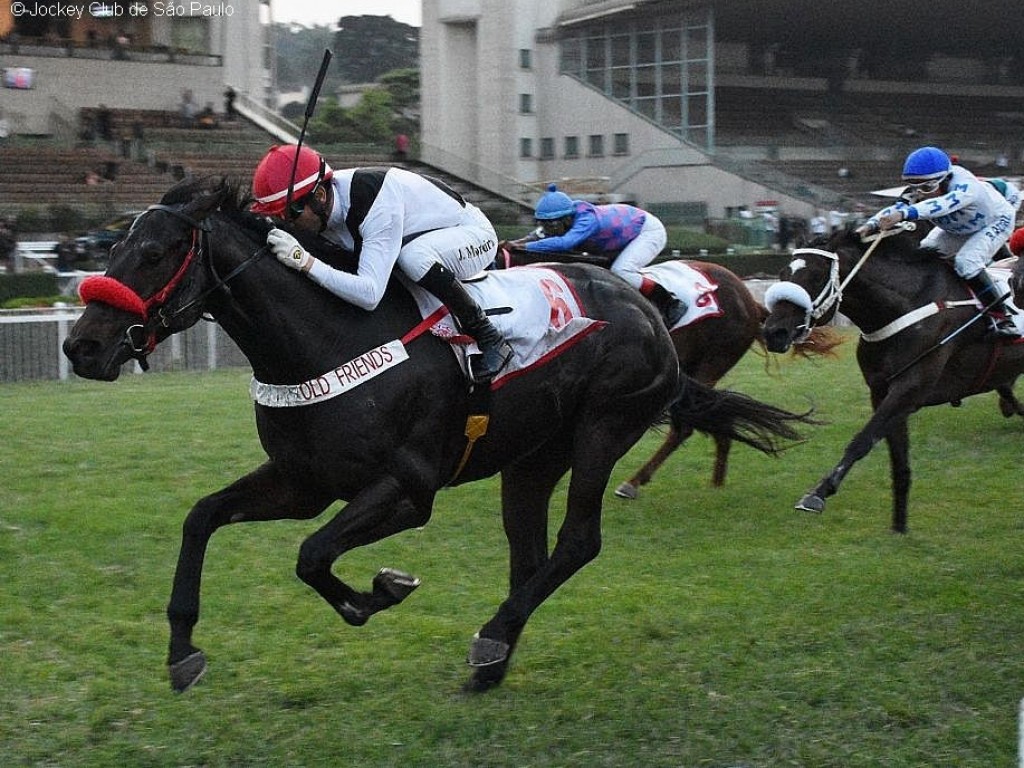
[78,275,147,317]
[77,229,200,320]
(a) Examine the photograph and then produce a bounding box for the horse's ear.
[184,183,232,223]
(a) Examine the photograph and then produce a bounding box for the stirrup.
[467,341,513,384]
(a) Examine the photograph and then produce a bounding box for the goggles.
[286,194,311,220]
[904,177,944,195]
[285,156,327,220]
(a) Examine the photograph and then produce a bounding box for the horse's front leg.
[997,384,1024,418]
[167,461,333,692]
[295,474,432,627]
[796,386,916,515]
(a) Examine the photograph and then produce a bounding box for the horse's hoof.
[373,567,421,604]
[795,493,825,514]
[614,482,638,500]
[168,650,207,693]
[463,664,507,693]
[338,601,370,627]
[467,634,510,667]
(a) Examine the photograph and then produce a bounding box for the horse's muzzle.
[62,335,127,381]
[763,325,795,354]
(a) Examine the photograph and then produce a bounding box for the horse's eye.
[141,242,165,263]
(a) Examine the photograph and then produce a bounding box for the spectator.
[0,217,17,272]
[223,86,237,120]
[394,133,410,162]
[56,234,77,272]
[179,89,197,128]
[0,114,10,146]
[95,104,113,141]
[810,210,828,237]
[196,103,218,129]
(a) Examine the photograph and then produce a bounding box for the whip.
[284,48,333,215]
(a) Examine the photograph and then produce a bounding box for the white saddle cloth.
[640,260,722,331]
[406,266,605,388]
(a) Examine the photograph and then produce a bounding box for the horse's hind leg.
[467,413,652,692]
[884,416,911,533]
[167,461,333,692]
[710,433,733,487]
[294,474,433,628]
[614,426,688,499]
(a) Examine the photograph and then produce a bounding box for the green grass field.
[2,336,1022,767]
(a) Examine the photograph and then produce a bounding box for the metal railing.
[0,307,248,383]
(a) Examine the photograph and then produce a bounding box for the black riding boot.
[966,271,1018,338]
[417,263,514,384]
[641,281,687,328]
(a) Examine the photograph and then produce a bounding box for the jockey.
[512,185,685,327]
[251,144,513,384]
[855,146,1022,338]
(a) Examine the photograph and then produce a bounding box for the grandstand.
[2,1,1022,236]
[421,0,1024,223]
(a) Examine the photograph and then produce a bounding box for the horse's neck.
[842,253,957,328]
[209,228,413,384]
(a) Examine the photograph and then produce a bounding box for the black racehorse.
[496,245,833,498]
[63,179,814,693]
[762,225,1024,533]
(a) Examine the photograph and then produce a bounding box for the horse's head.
[63,179,233,380]
[762,230,849,353]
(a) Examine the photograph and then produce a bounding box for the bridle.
[764,226,911,342]
[77,202,266,370]
[764,247,842,343]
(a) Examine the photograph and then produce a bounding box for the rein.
[764,225,912,341]
[77,203,265,368]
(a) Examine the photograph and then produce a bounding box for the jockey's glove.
[876,210,905,231]
[268,228,316,273]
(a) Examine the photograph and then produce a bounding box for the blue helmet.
[534,184,575,220]
[902,146,952,181]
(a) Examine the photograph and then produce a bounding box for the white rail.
[0,306,247,382]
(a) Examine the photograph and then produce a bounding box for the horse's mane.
[813,225,943,266]
[159,176,356,270]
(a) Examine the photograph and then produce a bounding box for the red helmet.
[250,144,333,217]
[1010,227,1024,257]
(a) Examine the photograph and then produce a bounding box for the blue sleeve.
[525,208,599,253]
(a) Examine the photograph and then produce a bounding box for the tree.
[332,16,419,84]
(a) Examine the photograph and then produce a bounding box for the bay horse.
[762,224,1024,532]
[63,179,813,693]
[496,245,832,498]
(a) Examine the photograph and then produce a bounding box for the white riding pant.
[922,213,1014,279]
[609,215,667,290]
[396,203,497,282]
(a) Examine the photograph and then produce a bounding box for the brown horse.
[495,245,835,498]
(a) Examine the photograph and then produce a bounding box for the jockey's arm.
[902,179,978,222]
[523,209,598,253]
[306,208,403,311]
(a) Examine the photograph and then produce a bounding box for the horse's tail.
[670,375,819,456]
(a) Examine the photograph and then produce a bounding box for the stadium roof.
[557,0,1021,55]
